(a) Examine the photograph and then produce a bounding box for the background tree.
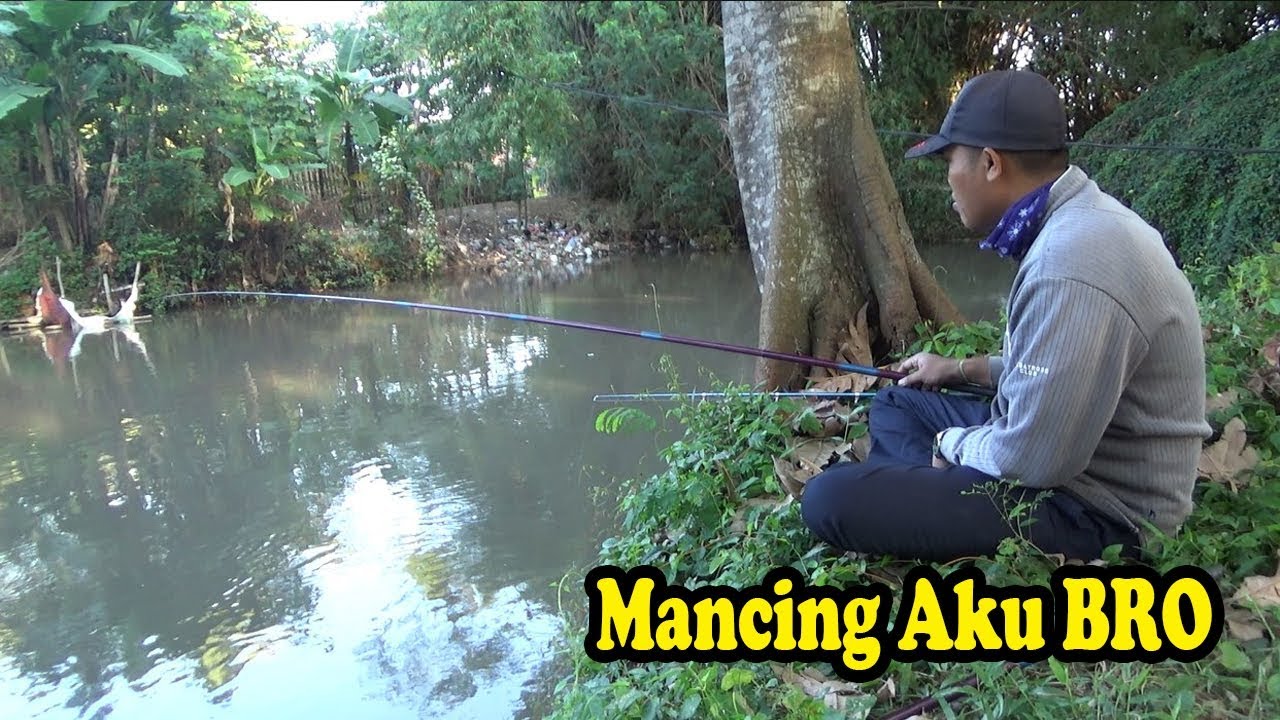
[723,0,962,391]
[0,0,187,253]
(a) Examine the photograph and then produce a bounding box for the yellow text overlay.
[583,565,1223,680]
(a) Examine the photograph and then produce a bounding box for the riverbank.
[435,196,730,280]
[545,253,1280,719]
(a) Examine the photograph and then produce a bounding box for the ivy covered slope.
[1073,32,1280,270]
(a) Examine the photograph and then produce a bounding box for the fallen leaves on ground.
[808,304,885,395]
[809,371,881,394]
[1224,552,1280,642]
[801,399,860,438]
[1197,417,1260,491]
[1205,389,1239,415]
[1263,333,1280,367]
[1225,607,1266,642]
[771,664,867,711]
[1233,553,1280,609]
[773,437,857,500]
[1245,366,1280,404]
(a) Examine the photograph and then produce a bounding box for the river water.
[0,246,1012,720]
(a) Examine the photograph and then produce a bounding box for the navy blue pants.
[800,386,1139,562]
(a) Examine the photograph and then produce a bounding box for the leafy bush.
[0,229,61,319]
[1073,33,1280,269]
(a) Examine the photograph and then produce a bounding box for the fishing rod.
[593,391,879,403]
[162,291,995,398]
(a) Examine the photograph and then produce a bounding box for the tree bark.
[723,0,962,390]
[35,119,75,253]
[65,121,92,253]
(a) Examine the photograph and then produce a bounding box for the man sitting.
[800,70,1212,563]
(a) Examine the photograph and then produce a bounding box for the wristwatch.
[932,430,946,460]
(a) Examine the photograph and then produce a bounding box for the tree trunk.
[98,137,122,234]
[65,121,92,253]
[35,119,75,253]
[723,0,962,391]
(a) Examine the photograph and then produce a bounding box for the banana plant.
[0,0,186,252]
[305,27,414,177]
[219,124,326,229]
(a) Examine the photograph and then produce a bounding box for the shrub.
[1073,34,1280,269]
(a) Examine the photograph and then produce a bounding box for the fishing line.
[161,290,995,398]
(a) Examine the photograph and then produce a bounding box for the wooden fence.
[287,164,406,223]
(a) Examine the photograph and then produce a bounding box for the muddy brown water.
[0,245,1012,719]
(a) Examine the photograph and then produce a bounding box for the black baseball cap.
[904,70,1068,159]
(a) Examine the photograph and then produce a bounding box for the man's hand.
[931,454,951,469]
[895,352,964,392]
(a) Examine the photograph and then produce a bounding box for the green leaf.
[1218,641,1252,673]
[217,146,243,166]
[260,162,288,180]
[250,199,275,222]
[0,81,51,122]
[720,667,755,691]
[172,146,204,160]
[1048,656,1069,687]
[250,126,267,164]
[348,109,380,147]
[335,28,364,74]
[278,187,307,204]
[676,694,701,720]
[82,1,133,25]
[364,90,413,116]
[26,1,94,29]
[287,162,327,172]
[25,61,51,84]
[221,166,256,188]
[86,42,187,77]
[342,68,378,86]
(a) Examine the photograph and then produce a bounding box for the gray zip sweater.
[937,165,1212,537]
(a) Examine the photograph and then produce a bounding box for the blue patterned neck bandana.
[980,180,1055,261]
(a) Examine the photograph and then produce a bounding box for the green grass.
[546,255,1280,719]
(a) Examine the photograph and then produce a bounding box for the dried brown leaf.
[876,677,897,702]
[851,434,872,462]
[817,416,846,438]
[809,372,853,393]
[1245,366,1280,404]
[1232,555,1280,610]
[809,371,878,394]
[1225,607,1266,642]
[773,457,808,501]
[1264,333,1280,367]
[771,664,865,712]
[810,400,838,418]
[843,304,874,368]
[1205,390,1239,415]
[791,437,847,474]
[1197,417,1260,491]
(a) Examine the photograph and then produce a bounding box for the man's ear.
[981,147,1005,182]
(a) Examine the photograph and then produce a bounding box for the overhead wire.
[501,70,1280,157]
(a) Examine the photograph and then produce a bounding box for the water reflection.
[0,252,763,720]
[0,247,1009,719]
